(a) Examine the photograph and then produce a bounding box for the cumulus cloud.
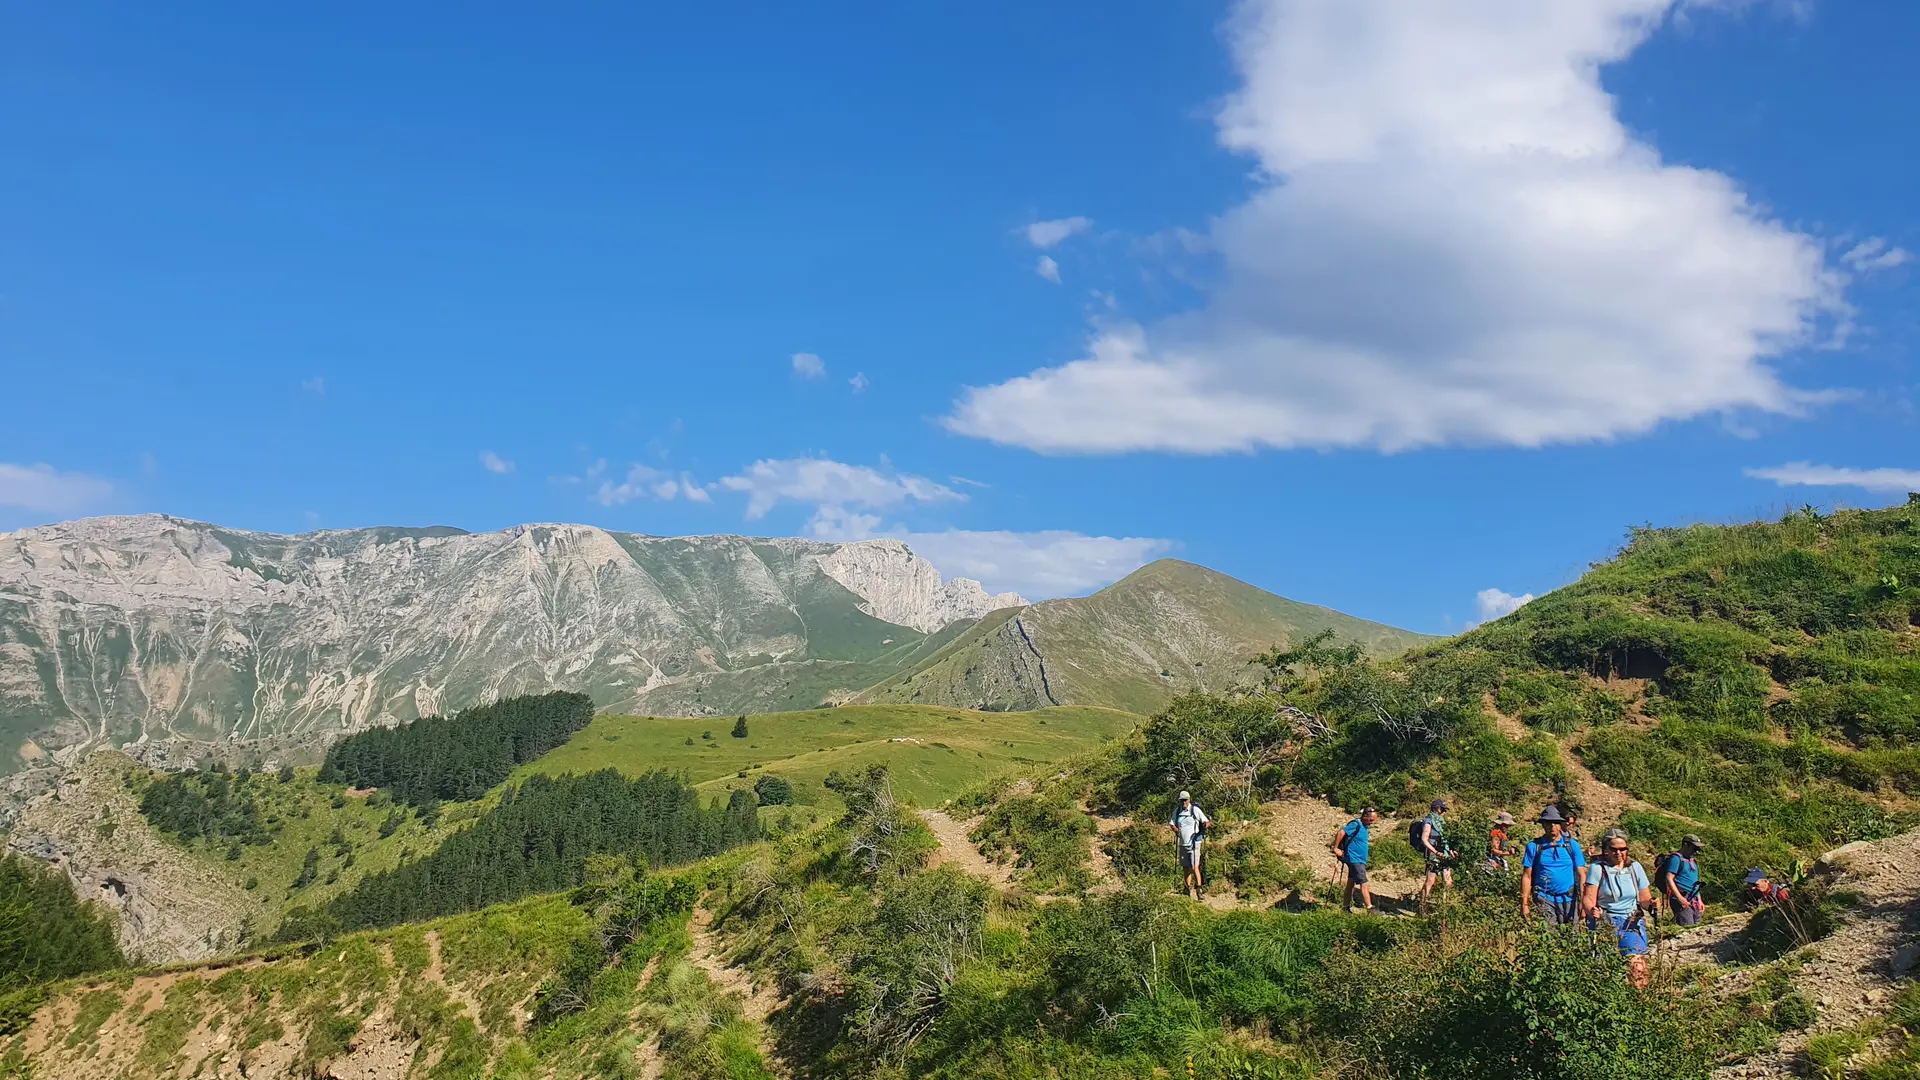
[480,451,515,475]
[0,462,115,515]
[947,0,1846,454]
[1036,255,1062,284]
[1024,216,1093,249]
[718,457,962,520]
[1746,462,1920,494]
[806,506,1171,599]
[791,352,826,379]
[593,465,714,507]
[1841,238,1912,274]
[1473,587,1535,627]
[849,372,870,393]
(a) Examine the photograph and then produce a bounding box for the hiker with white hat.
[1168,789,1211,900]
[1520,805,1587,927]
[1484,811,1517,872]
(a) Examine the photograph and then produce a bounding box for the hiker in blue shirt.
[1412,798,1454,916]
[1520,805,1587,927]
[1329,807,1379,913]
[1582,827,1654,988]
[1168,790,1212,900]
[1659,835,1707,926]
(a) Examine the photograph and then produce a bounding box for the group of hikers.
[1165,792,1794,989]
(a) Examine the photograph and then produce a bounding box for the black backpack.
[1408,819,1429,850]
[1650,852,1682,893]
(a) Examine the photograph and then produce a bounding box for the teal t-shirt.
[1418,813,1447,853]
[1340,819,1371,865]
[1585,861,1649,919]
[1522,836,1587,897]
[1662,854,1701,899]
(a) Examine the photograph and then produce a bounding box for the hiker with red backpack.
[1654,835,1707,926]
[1520,806,1587,927]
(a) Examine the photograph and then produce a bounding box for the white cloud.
[480,451,515,475]
[806,506,1171,599]
[1746,462,1920,494]
[718,457,962,520]
[0,462,114,515]
[1035,255,1062,284]
[301,377,326,396]
[948,0,1846,454]
[594,464,715,507]
[1473,587,1535,627]
[1023,216,1093,249]
[792,352,826,379]
[1842,238,1912,273]
[849,372,870,393]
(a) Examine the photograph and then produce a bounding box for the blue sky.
[1,0,1915,634]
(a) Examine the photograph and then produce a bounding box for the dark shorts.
[1592,913,1649,956]
[1535,893,1580,927]
[1670,896,1702,926]
[1180,843,1203,871]
[1345,861,1369,885]
[1424,853,1451,875]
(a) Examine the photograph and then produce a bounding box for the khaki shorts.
[1180,843,1203,871]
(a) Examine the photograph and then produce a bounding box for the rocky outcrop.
[814,539,1025,634]
[8,750,259,963]
[0,516,1003,769]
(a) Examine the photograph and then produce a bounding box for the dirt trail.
[689,904,780,1025]
[1709,832,1920,1078]
[920,809,1016,887]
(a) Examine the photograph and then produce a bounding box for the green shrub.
[971,794,1094,893]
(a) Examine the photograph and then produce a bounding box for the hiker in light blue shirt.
[1520,806,1587,927]
[1583,827,1654,988]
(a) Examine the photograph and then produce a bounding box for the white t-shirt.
[1170,803,1211,847]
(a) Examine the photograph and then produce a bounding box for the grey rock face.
[0,515,1014,769]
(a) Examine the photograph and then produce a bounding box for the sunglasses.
[1606,846,1629,854]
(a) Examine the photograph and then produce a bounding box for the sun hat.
[1743,867,1770,885]
[1536,806,1567,824]
[1493,812,1516,825]
[1681,834,1707,850]
[1178,790,1191,801]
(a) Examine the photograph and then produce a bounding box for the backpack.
[1408,819,1429,850]
[1335,820,1359,857]
[1649,851,1679,893]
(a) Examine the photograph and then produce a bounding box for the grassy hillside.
[858,559,1435,715]
[520,702,1141,808]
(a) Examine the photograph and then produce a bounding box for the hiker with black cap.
[1583,827,1655,988]
[1485,812,1516,872]
[1520,805,1587,927]
[1413,798,1454,916]
[1655,835,1707,926]
[1168,790,1211,900]
[1330,807,1379,913]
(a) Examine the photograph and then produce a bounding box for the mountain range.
[0,515,1431,773]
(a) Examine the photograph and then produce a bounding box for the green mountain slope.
[857,559,1436,714]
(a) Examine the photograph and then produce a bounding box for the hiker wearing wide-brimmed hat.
[1484,811,1517,872]
[1520,806,1587,927]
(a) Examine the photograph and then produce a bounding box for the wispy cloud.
[791,352,826,379]
[807,506,1171,599]
[1035,255,1062,284]
[0,462,114,516]
[1471,587,1534,628]
[849,372,870,393]
[1841,238,1913,274]
[1023,216,1093,249]
[593,464,714,507]
[301,377,326,396]
[1746,462,1920,493]
[718,457,961,520]
[949,0,1846,454]
[480,451,515,475]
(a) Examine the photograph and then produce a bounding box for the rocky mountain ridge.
[0,515,1022,771]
